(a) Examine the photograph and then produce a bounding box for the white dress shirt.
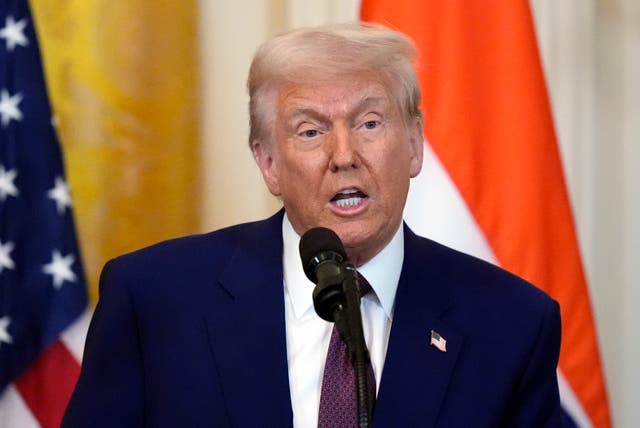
[282,214,404,427]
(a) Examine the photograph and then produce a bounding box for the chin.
[331,224,371,251]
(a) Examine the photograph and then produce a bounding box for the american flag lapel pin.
[430,330,447,352]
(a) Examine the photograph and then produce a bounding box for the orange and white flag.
[361,1,611,426]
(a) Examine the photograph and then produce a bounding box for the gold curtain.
[30,1,200,304]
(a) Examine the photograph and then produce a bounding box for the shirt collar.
[282,213,404,321]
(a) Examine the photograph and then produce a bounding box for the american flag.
[0,0,88,427]
[429,330,446,353]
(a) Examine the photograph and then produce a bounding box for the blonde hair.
[247,22,422,146]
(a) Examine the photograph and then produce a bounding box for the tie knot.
[357,273,372,297]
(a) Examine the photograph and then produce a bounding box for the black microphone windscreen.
[299,227,346,282]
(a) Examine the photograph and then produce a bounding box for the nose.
[328,126,360,172]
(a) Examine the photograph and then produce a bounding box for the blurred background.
[27,0,639,426]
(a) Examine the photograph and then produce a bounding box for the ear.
[252,140,282,196]
[407,119,424,178]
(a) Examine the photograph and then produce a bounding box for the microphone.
[299,227,349,322]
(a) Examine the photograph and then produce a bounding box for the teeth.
[339,189,359,195]
[335,197,363,208]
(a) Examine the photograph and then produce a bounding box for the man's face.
[253,74,423,265]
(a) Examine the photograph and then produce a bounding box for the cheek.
[277,154,322,202]
[378,136,413,171]
[374,142,414,196]
[281,145,328,179]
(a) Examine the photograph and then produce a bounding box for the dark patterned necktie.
[317,275,376,427]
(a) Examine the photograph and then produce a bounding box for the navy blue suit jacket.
[63,210,562,427]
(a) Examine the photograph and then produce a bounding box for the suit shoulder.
[405,229,555,310]
[103,213,282,282]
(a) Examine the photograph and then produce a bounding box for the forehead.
[276,74,395,119]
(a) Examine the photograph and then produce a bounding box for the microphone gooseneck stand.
[313,263,373,428]
[341,263,374,428]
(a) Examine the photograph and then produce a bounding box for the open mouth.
[330,188,369,208]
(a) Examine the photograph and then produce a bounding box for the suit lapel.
[374,226,465,427]
[204,211,293,427]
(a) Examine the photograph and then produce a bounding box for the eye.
[363,120,379,130]
[296,122,323,139]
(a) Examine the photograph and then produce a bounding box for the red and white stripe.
[0,310,90,428]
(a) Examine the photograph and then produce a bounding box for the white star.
[0,165,18,201]
[0,240,15,274]
[47,176,72,214]
[0,89,23,127]
[0,316,12,345]
[0,16,29,51]
[42,250,77,289]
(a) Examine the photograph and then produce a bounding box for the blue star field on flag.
[0,0,87,392]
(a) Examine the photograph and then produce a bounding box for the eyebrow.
[285,108,327,123]
[284,96,390,124]
[352,96,388,116]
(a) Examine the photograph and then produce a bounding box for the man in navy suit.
[63,23,562,427]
